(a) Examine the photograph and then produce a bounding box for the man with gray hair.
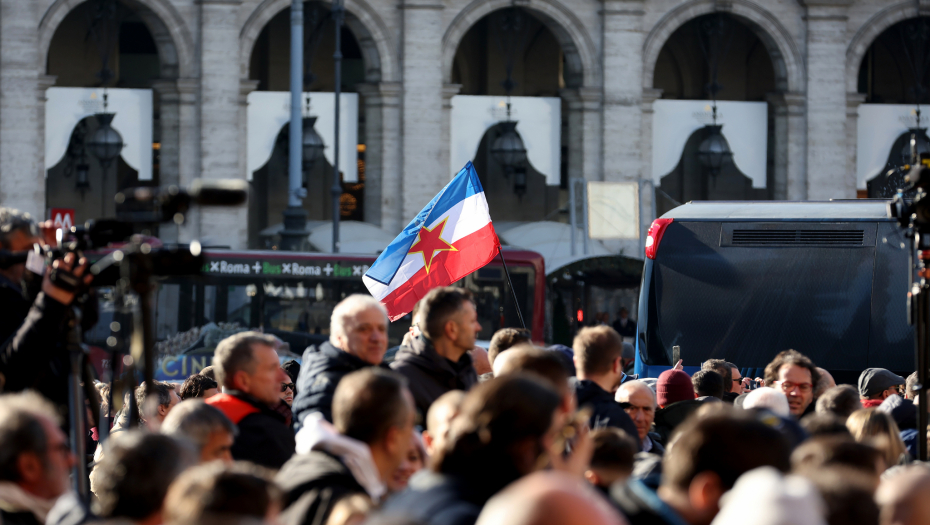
[161,400,236,464]
[0,392,74,525]
[206,331,295,469]
[293,294,389,427]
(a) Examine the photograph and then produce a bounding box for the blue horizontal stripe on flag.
[365,162,485,286]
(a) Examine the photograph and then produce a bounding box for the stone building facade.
[0,0,927,250]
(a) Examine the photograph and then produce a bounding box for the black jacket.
[390,336,477,418]
[612,319,637,338]
[276,450,367,525]
[652,399,703,445]
[572,379,641,449]
[206,391,295,470]
[292,342,371,426]
[0,509,42,525]
[0,281,71,411]
[380,471,486,525]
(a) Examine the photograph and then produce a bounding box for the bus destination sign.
[201,257,371,280]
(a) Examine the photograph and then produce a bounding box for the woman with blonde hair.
[846,408,909,469]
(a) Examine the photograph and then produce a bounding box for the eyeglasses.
[732,378,742,383]
[776,381,812,394]
[281,383,295,392]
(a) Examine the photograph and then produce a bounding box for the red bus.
[84,247,545,369]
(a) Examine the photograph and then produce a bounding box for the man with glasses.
[0,392,74,525]
[763,349,821,418]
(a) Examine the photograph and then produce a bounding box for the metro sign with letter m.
[49,208,75,231]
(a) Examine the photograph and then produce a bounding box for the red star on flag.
[409,217,458,273]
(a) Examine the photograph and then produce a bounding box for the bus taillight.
[645,218,673,260]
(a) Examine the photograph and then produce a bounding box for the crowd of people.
[1,282,930,525]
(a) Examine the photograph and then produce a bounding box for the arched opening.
[450,7,566,222]
[857,16,930,197]
[247,2,370,249]
[652,13,777,216]
[858,16,930,105]
[45,0,165,223]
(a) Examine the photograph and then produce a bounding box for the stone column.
[562,87,603,183]
[152,80,181,188]
[801,0,852,200]
[784,92,807,201]
[0,0,43,218]
[175,78,200,243]
[846,92,867,197]
[601,0,644,183]
[358,82,403,231]
[400,0,445,219]
[441,83,462,181]
[640,88,662,234]
[767,92,789,200]
[198,0,247,249]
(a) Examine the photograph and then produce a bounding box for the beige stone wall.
[0,0,917,248]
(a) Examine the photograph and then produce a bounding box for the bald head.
[423,390,465,457]
[743,387,790,418]
[475,472,627,525]
[876,466,930,525]
[615,381,657,444]
[616,380,656,406]
[814,368,836,398]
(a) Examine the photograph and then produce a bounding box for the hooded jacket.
[276,451,368,525]
[292,342,372,427]
[277,414,385,525]
[206,391,295,469]
[390,336,477,417]
[572,379,641,449]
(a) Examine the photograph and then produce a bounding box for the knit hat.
[657,369,694,407]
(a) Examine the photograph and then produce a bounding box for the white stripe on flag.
[364,191,493,300]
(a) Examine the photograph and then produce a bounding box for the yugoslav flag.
[364,162,500,320]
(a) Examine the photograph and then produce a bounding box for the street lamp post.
[331,0,345,253]
[86,93,124,216]
[281,0,307,251]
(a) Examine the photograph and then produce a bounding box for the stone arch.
[441,0,599,88]
[38,0,195,79]
[846,2,924,94]
[239,0,396,83]
[643,0,804,93]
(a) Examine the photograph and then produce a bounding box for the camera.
[887,154,930,233]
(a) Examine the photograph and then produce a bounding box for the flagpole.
[498,246,526,330]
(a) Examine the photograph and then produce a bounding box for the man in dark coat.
[571,326,640,448]
[292,295,390,427]
[612,307,636,338]
[390,287,480,417]
[611,412,791,525]
[277,368,415,525]
[206,332,295,469]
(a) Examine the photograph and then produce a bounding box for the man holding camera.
[0,207,90,410]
